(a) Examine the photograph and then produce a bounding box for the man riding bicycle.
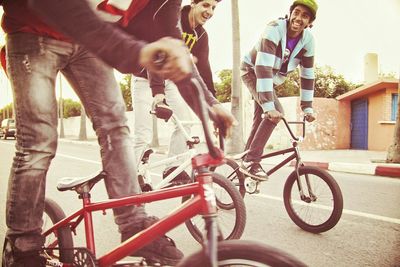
[240,0,318,181]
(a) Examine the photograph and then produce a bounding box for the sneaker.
[239,161,268,181]
[121,216,184,265]
[2,238,46,267]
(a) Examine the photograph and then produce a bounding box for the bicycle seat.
[141,148,154,164]
[57,171,106,192]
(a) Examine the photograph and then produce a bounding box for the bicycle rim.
[210,158,246,200]
[183,173,246,242]
[177,240,307,267]
[283,166,343,233]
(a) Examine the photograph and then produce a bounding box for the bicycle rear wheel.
[183,173,246,243]
[43,198,74,263]
[177,239,307,267]
[283,166,343,233]
[210,158,246,206]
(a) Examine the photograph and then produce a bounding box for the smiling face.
[288,4,312,38]
[189,0,219,28]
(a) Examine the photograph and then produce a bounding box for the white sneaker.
[239,161,268,181]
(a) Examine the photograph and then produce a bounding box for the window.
[392,94,398,121]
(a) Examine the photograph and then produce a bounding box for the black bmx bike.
[212,117,344,234]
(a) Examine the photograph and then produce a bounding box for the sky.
[1,0,400,107]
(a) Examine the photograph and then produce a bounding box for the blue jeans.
[5,32,146,252]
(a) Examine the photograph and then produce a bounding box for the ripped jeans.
[5,32,146,252]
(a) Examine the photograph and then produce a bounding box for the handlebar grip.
[153,51,167,70]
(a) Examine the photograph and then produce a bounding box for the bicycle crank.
[73,248,98,267]
[244,177,260,194]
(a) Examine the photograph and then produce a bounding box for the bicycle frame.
[138,146,196,190]
[258,118,306,176]
[138,113,203,190]
[43,77,228,267]
[43,151,224,267]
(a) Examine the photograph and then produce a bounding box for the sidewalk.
[264,149,400,178]
[59,138,400,178]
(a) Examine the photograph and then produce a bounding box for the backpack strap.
[97,0,150,26]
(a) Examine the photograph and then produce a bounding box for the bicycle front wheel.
[283,166,343,233]
[183,173,246,243]
[210,157,246,206]
[43,198,74,263]
[177,240,307,267]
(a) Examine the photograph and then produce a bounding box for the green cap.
[292,0,318,20]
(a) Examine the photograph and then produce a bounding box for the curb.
[291,161,400,178]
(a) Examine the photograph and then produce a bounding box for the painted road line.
[56,153,101,165]
[254,193,400,225]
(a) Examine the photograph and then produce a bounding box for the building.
[337,78,399,150]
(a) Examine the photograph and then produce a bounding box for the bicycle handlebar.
[152,51,224,158]
[281,117,306,141]
[190,78,222,158]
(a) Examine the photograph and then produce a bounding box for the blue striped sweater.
[242,18,315,113]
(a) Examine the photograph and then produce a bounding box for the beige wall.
[337,101,351,149]
[59,92,396,151]
[367,88,397,150]
[260,97,339,150]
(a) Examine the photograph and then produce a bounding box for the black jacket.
[27,0,218,114]
[180,5,216,97]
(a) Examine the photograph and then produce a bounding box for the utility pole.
[59,74,65,138]
[226,0,245,154]
[79,105,87,140]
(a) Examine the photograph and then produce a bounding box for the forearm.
[28,0,146,74]
[148,71,166,97]
[299,60,315,113]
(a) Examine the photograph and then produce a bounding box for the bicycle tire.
[210,158,246,207]
[43,198,74,263]
[283,166,343,233]
[183,173,246,243]
[177,239,307,267]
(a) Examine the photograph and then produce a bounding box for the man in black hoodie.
[132,0,222,163]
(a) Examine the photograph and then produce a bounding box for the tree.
[0,103,14,121]
[59,74,65,138]
[275,65,358,98]
[215,69,232,103]
[62,99,81,118]
[215,66,357,102]
[226,0,245,154]
[119,74,133,111]
[386,73,400,163]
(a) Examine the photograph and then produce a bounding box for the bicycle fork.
[293,147,317,203]
[192,150,225,267]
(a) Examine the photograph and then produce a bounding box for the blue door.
[351,99,368,149]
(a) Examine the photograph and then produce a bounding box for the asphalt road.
[1,140,400,266]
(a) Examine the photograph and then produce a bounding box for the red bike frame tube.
[42,152,222,266]
[98,195,203,266]
[82,195,96,254]
[42,183,200,260]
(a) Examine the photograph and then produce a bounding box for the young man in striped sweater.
[240,0,318,180]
